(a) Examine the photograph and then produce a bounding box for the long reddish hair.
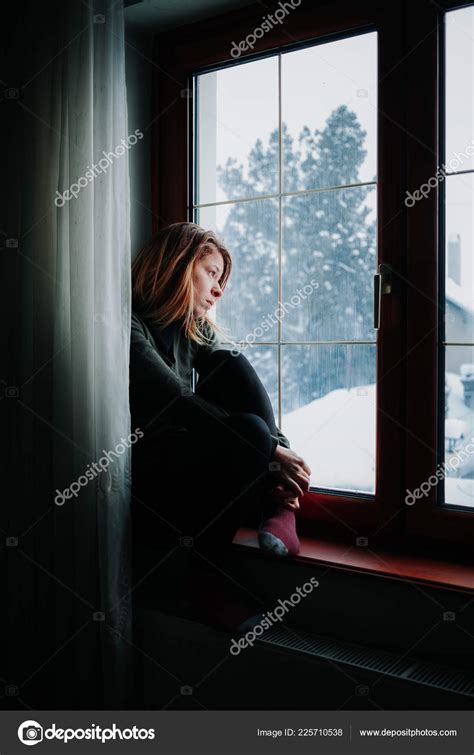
[132,222,232,345]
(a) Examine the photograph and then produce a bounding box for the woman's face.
[192,246,225,318]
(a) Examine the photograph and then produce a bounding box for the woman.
[130,222,311,617]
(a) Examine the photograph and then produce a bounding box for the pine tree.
[216,105,376,416]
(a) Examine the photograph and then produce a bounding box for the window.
[194,32,378,496]
[155,0,474,547]
[442,6,474,508]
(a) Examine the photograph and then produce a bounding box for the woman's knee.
[196,350,251,386]
[223,411,273,460]
[207,350,252,377]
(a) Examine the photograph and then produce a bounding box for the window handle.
[373,263,393,330]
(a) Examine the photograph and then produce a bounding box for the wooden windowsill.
[232,527,474,593]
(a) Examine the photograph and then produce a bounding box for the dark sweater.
[129,306,290,455]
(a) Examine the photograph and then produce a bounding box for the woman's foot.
[258,495,301,557]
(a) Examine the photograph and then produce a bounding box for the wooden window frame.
[405,0,474,547]
[152,0,474,554]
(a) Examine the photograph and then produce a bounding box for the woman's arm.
[272,427,291,451]
[130,314,231,439]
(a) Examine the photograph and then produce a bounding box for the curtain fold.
[4,0,134,708]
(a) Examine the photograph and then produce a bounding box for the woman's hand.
[267,483,301,511]
[270,445,312,509]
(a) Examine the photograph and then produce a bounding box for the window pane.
[194,33,378,497]
[444,346,474,508]
[196,57,278,205]
[282,187,376,341]
[197,200,279,343]
[281,32,377,192]
[443,8,474,511]
[281,344,376,494]
[445,7,474,172]
[243,345,279,421]
[445,175,474,344]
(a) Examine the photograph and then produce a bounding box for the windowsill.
[232,527,474,592]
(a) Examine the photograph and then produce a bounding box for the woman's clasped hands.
[268,445,312,512]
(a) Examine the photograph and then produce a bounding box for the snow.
[445,372,474,507]
[445,477,474,508]
[280,372,474,507]
[282,383,375,494]
[445,418,466,441]
[446,276,474,315]
[460,363,474,380]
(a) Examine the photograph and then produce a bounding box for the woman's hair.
[131,222,233,345]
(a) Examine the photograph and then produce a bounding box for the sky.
[445,6,474,311]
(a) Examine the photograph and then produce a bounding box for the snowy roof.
[446,277,474,315]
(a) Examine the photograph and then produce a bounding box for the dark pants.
[131,351,280,595]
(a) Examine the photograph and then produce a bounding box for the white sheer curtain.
[5,0,133,707]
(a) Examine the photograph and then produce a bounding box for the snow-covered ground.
[445,370,474,508]
[282,372,474,507]
[282,383,376,495]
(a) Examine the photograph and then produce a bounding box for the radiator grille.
[255,625,474,698]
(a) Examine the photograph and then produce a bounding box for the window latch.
[373,263,393,330]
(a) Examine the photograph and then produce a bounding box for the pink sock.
[258,503,300,557]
